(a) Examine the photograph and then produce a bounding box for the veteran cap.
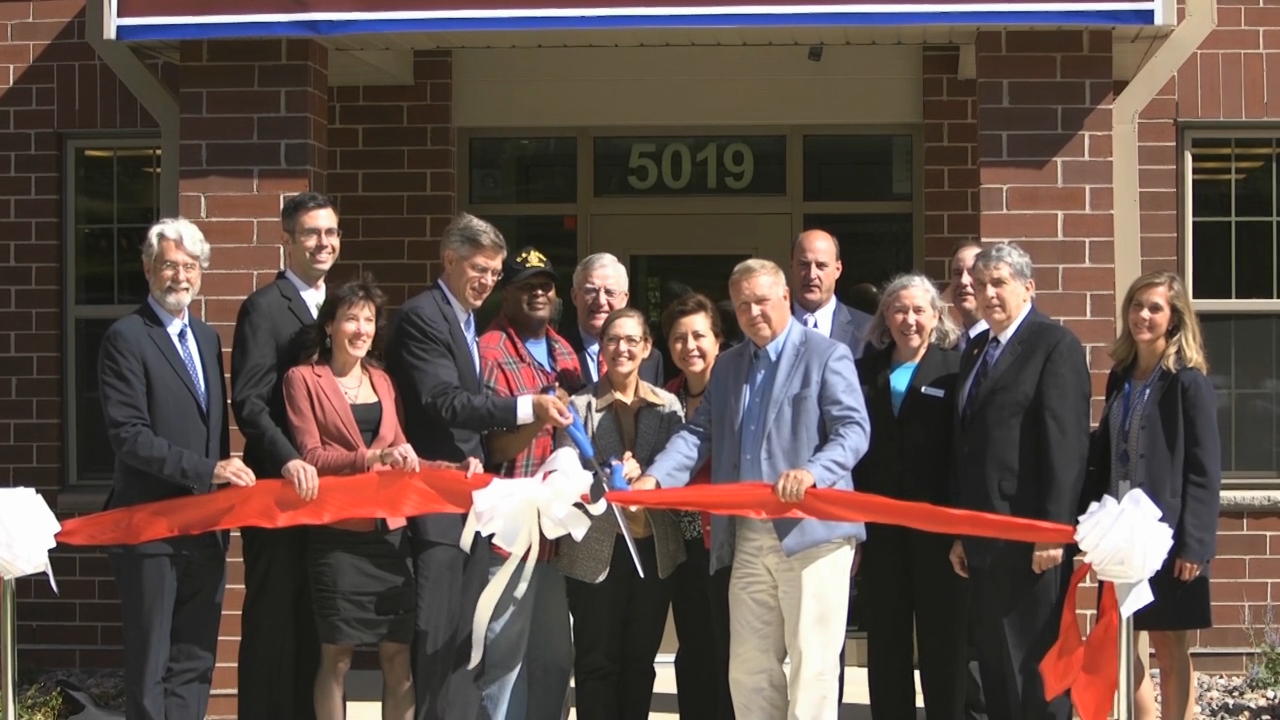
[504,246,559,286]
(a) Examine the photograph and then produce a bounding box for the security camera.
[808,46,823,62]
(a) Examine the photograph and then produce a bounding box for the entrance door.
[589,213,793,380]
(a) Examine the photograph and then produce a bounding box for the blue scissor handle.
[608,460,629,492]
[565,405,595,461]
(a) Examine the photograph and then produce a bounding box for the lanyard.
[1118,369,1161,438]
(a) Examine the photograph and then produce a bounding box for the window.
[65,139,162,484]
[1186,132,1280,485]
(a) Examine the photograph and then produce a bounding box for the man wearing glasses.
[230,192,341,720]
[565,252,664,386]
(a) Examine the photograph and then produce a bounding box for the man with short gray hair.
[635,257,869,719]
[385,212,573,720]
[948,241,1090,720]
[565,252,664,385]
[99,218,255,719]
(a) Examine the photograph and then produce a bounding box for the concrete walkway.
[344,663,926,719]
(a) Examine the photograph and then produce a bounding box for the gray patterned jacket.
[555,381,688,583]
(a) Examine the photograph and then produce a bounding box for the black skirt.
[309,525,415,646]
[1132,556,1212,632]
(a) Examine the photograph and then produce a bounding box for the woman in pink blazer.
[283,277,479,720]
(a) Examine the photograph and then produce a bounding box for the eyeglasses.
[292,227,343,241]
[465,260,504,282]
[580,285,625,301]
[156,260,201,276]
[603,335,646,349]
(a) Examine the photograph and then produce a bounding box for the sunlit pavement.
[344,663,926,719]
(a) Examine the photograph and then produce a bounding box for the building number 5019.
[626,141,755,191]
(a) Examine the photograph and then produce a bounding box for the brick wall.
[972,29,1117,419]
[1,0,160,670]
[326,49,456,306]
[921,46,979,282]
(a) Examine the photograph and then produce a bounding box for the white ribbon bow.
[460,447,607,669]
[1074,488,1173,618]
[0,487,62,591]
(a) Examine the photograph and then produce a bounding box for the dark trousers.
[671,537,732,720]
[862,525,967,720]
[708,562,736,719]
[566,536,671,720]
[111,547,225,720]
[412,535,491,720]
[968,555,1074,720]
[967,623,989,720]
[237,526,320,720]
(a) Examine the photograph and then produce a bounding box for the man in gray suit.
[634,258,870,720]
[790,229,873,359]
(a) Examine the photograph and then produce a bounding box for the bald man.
[789,229,873,360]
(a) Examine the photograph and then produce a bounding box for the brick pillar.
[922,46,979,282]
[974,29,1116,414]
[177,38,328,718]
[327,50,456,307]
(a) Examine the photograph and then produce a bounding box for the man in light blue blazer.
[635,258,870,720]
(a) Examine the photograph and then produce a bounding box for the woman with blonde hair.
[855,272,968,719]
[1086,270,1220,720]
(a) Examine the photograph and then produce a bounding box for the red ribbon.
[53,469,1115,717]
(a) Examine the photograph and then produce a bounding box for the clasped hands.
[283,450,484,503]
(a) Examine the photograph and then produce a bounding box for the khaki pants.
[728,519,855,720]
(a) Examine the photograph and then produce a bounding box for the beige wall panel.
[454,45,922,127]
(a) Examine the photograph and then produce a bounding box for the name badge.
[921,386,946,398]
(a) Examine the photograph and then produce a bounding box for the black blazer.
[230,273,313,478]
[952,308,1092,567]
[1085,365,1222,565]
[98,302,230,554]
[832,301,874,360]
[855,344,960,506]
[385,281,518,544]
[563,323,664,387]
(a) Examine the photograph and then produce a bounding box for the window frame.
[63,134,163,486]
[1182,126,1280,488]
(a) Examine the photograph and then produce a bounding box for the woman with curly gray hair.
[855,272,968,720]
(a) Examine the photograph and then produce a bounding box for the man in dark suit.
[99,218,257,720]
[790,229,873,359]
[948,242,1091,720]
[563,252,664,386]
[384,212,573,720]
[230,192,341,719]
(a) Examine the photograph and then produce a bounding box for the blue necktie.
[177,324,207,411]
[463,312,479,374]
[963,337,1001,423]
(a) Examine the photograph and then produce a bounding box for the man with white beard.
[98,218,256,720]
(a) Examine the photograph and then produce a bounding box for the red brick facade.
[3,0,1280,713]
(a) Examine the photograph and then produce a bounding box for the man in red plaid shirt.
[476,245,583,719]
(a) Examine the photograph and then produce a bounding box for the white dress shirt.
[959,304,1032,411]
[147,295,206,391]
[284,267,325,320]
[958,318,989,354]
[438,280,534,425]
[792,297,838,338]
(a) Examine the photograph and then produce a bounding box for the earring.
[325,335,331,348]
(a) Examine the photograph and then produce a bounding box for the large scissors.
[561,401,647,578]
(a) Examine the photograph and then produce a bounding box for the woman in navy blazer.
[854,272,967,720]
[1086,271,1221,720]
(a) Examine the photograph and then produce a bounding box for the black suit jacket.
[951,308,1092,567]
[855,344,960,506]
[563,323,664,387]
[831,301,874,360]
[1085,365,1222,565]
[98,302,230,554]
[231,273,312,479]
[385,282,518,544]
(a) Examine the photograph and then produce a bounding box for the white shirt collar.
[964,318,989,344]
[793,297,838,337]
[437,279,470,326]
[991,303,1032,346]
[147,294,187,332]
[284,267,325,319]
